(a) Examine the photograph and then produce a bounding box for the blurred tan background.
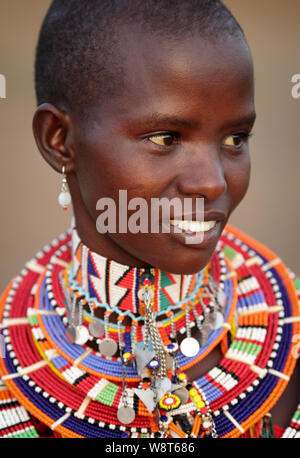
[0,0,299,292]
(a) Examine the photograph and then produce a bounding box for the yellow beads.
[189,388,197,397]
[189,387,205,409]
[196,401,205,409]
[177,373,187,381]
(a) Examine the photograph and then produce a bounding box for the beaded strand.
[0,225,299,438]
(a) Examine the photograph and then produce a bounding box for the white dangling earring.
[58,165,71,210]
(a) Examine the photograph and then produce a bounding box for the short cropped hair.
[35,0,246,116]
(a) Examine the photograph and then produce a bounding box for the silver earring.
[58,165,71,210]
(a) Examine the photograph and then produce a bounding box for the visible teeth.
[170,220,216,232]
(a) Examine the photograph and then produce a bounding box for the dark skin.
[32,28,299,429]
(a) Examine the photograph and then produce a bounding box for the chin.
[151,245,217,275]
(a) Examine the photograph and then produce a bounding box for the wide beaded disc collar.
[0,224,299,438]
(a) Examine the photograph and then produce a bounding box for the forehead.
[99,28,254,123]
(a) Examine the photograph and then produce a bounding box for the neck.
[70,226,206,315]
[68,173,152,267]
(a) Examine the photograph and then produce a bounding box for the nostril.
[177,170,227,201]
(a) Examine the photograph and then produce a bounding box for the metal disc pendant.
[201,322,213,346]
[75,325,90,345]
[180,337,200,357]
[66,326,76,343]
[217,289,227,308]
[99,337,118,356]
[88,320,104,338]
[173,386,190,405]
[199,330,207,348]
[165,353,174,370]
[117,406,136,424]
[210,311,224,330]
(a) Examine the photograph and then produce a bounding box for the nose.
[176,143,227,201]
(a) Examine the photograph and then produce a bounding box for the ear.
[32,103,75,174]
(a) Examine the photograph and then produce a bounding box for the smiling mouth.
[160,218,221,247]
[169,220,217,233]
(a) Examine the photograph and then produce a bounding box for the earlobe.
[32,103,75,174]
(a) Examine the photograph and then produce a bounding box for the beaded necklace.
[0,224,299,438]
[51,229,234,374]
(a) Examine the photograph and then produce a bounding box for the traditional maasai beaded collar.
[59,227,231,368]
[0,225,299,438]
[42,232,233,374]
[69,227,205,315]
[283,400,300,438]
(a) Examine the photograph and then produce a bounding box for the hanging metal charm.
[180,306,200,357]
[98,312,118,356]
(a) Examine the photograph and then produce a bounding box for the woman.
[0,0,299,438]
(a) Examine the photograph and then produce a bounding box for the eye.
[148,132,180,147]
[223,132,252,149]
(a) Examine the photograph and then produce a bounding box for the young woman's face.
[69,31,256,274]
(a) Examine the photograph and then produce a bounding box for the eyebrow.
[130,111,256,131]
[221,112,257,130]
[135,113,199,130]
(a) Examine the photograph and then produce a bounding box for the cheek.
[74,141,164,220]
[226,154,251,209]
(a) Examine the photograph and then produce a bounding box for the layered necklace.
[0,224,299,438]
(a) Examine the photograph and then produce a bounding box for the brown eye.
[148,133,179,147]
[223,133,250,149]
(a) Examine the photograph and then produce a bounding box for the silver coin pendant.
[210,311,224,330]
[99,337,118,357]
[180,337,200,357]
[117,406,136,424]
[173,386,190,405]
[75,325,90,345]
[89,320,105,338]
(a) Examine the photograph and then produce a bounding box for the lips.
[160,208,227,247]
[169,210,227,222]
[166,220,222,247]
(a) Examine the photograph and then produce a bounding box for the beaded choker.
[0,224,299,438]
[70,227,204,316]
